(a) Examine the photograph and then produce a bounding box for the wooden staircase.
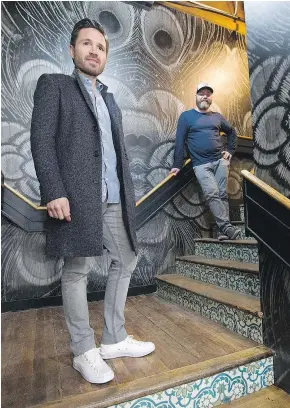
[156,204,262,342]
[152,204,275,407]
[2,296,273,408]
[1,204,277,408]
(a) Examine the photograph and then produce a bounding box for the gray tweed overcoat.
[30,71,137,257]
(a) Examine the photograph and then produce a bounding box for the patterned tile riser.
[157,281,263,344]
[194,242,259,263]
[229,205,245,222]
[240,206,245,222]
[176,261,260,297]
[110,356,273,408]
[212,225,252,240]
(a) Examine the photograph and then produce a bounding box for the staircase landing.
[1,295,272,408]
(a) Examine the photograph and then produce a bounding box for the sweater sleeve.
[30,74,68,204]
[220,115,237,155]
[172,113,189,169]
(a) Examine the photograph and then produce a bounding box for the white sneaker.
[73,348,114,383]
[100,335,155,359]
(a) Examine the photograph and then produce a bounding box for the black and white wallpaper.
[244,2,290,393]
[244,1,290,197]
[1,1,253,303]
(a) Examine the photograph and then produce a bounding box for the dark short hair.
[70,18,109,54]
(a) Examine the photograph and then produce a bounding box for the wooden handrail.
[238,135,253,140]
[3,144,253,213]
[3,160,192,211]
[134,135,251,206]
[135,158,191,206]
[3,182,47,210]
[3,158,192,211]
[241,170,290,211]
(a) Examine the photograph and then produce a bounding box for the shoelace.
[84,348,102,371]
[125,335,147,346]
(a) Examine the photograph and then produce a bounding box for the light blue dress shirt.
[80,74,120,203]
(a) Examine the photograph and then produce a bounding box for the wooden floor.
[2,294,263,408]
[226,385,290,407]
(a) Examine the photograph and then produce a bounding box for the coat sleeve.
[30,74,68,204]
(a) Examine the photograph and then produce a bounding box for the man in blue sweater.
[170,83,241,240]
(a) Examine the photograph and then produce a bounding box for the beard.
[196,99,212,111]
[74,56,105,77]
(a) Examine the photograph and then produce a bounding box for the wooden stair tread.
[32,346,272,408]
[225,385,290,407]
[194,238,257,244]
[211,220,245,226]
[156,275,262,316]
[176,255,259,273]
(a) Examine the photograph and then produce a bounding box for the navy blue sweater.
[173,109,237,168]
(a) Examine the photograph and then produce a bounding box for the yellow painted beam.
[164,1,246,35]
[200,1,244,20]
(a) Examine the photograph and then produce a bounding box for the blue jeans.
[193,158,231,232]
[61,203,137,356]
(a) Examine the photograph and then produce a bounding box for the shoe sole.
[222,229,242,240]
[218,235,228,241]
[73,362,114,384]
[229,229,242,240]
[101,346,156,360]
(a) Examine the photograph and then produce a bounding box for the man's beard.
[197,100,212,110]
[75,57,105,77]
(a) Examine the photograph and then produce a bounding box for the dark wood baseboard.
[1,284,157,312]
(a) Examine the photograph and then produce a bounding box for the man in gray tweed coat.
[31,18,155,384]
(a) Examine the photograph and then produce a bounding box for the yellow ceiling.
[163,1,246,35]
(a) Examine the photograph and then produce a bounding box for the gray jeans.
[61,202,137,356]
[193,158,231,232]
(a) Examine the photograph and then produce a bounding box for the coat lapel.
[72,70,121,148]
[102,92,121,150]
[72,70,98,122]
